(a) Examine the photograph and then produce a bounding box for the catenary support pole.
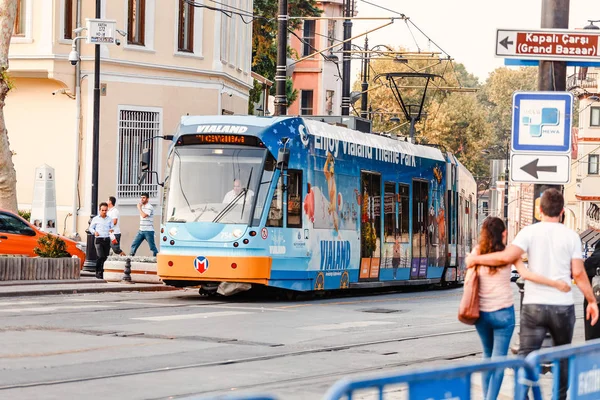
[274,0,288,116]
[341,0,353,116]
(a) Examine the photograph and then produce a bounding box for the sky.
[349,0,600,83]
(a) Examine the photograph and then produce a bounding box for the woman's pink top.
[478,265,513,312]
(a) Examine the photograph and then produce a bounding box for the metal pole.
[84,0,102,271]
[274,0,288,116]
[538,0,569,92]
[341,0,352,116]
[360,37,368,119]
[71,0,82,238]
[504,141,509,222]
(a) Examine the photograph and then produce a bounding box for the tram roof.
[177,115,445,161]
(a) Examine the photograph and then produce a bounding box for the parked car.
[0,209,85,265]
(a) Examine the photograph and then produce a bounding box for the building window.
[178,0,194,52]
[220,0,230,63]
[13,0,25,36]
[302,20,315,57]
[300,90,313,115]
[591,107,600,127]
[63,0,75,39]
[589,154,599,175]
[127,0,146,46]
[118,109,161,200]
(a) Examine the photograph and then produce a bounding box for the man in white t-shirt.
[130,192,158,257]
[467,189,598,400]
[107,196,126,256]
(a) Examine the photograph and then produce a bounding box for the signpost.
[86,18,117,45]
[497,28,600,62]
[510,91,573,185]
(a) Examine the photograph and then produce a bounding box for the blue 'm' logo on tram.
[194,256,209,274]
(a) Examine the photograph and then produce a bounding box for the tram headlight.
[169,227,178,237]
[232,229,242,238]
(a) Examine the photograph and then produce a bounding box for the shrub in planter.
[34,234,71,258]
[18,210,31,221]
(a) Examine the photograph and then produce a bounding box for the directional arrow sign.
[520,158,557,179]
[510,153,571,184]
[496,28,600,62]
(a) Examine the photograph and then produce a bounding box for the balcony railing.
[567,72,598,92]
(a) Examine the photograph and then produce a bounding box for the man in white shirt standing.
[88,202,114,279]
[107,196,126,256]
[130,192,158,257]
[467,189,598,400]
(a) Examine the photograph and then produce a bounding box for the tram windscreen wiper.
[212,189,247,223]
[240,167,253,219]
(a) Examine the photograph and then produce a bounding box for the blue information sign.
[512,92,573,153]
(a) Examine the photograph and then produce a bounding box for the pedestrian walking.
[467,189,599,400]
[130,192,158,257]
[88,202,113,279]
[467,217,569,400]
[584,241,600,340]
[107,196,126,256]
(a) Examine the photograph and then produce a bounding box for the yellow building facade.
[7,0,252,255]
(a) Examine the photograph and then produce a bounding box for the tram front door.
[411,180,428,279]
[359,172,381,281]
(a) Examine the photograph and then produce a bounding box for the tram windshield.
[164,146,268,225]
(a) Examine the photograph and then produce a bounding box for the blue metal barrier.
[524,338,600,400]
[191,395,277,400]
[323,358,528,400]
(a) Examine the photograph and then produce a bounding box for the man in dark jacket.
[584,241,600,340]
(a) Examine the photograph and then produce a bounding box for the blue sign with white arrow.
[512,91,573,153]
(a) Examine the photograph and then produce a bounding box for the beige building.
[7,0,253,255]
[565,67,600,253]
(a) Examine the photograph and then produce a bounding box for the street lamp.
[69,5,126,272]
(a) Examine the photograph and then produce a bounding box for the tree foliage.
[478,67,538,153]
[351,50,538,178]
[250,0,321,112]
[0,0,18,212]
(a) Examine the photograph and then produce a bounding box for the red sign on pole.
[496,29,600,62]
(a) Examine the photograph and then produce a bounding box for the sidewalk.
[0,272,180,297]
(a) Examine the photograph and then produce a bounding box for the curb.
[0,284,181,298]
[0,278,105,287]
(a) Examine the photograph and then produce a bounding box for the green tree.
[478,67,538,151]
[424,93,493,177]
[353,49,480,136]
[0,0,18,212]
[250,0,321,113]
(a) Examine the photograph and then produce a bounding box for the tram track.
[159,349,483,400]
[0,327,477,391]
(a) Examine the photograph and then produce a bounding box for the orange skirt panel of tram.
[157,254,272,285]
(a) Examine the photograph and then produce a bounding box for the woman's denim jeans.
[475,305,516,400]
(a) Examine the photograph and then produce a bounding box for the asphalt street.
[0,285,588,400]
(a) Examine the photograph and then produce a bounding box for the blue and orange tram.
[149,115,477,294]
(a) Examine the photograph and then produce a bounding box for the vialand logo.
[194,256,209,274]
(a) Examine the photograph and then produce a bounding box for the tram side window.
[266,170,302,228]
[287,170,302,228]
[267,176,284,227]
[384,182,396,243]
[399,184,409,242]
